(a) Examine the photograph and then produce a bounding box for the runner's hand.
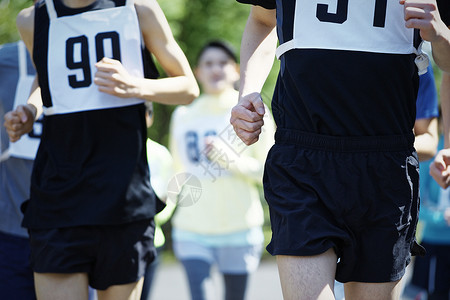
[401,0,447,42]
[94,57,140,98]
[430,148,450,188]
[230,92,265,146]
[3,104,36,142]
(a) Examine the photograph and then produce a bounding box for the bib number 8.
[66,31,121,88]
[316,0,388,27]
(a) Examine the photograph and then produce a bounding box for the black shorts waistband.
[275,129,415,152]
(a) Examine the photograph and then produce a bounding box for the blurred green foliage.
[0,0,32,43]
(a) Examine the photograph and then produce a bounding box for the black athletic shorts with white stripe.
[263,128,421,283]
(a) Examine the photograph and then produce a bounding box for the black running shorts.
[29,219,156,290]
[264,129,421,283]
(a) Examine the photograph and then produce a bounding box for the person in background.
[0,37,38,300]
[409,73,450,300]
[3,0,199,299]
[140,102,176,300]
[414,64,440,162]
[169,40,275,300]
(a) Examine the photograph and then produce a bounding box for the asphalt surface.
[148,258,418,300]
[149,258,283,300]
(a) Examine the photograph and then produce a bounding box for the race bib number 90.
[66,32,121,88]
[46,5,144,115]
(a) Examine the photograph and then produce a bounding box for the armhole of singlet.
[17,41,27,77]
[45,0,57,20]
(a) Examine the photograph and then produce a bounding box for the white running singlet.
[8,41,41,160]
[276,0,415,58]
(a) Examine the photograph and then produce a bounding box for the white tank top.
[7,41,41,160]
[44,0,144,115]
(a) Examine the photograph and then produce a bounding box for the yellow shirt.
[169,88,275,234]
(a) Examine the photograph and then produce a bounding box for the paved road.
[149,258,418,300]
[149,258,283,300]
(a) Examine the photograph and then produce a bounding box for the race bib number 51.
[276,0,414,57]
